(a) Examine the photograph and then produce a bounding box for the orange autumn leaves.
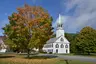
[6,4,53,50]
[8,4,51,32]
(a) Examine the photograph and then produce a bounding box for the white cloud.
[61,0,96,33]
[52,15,68,27]
[0,19,9,35]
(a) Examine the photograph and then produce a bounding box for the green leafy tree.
[75,26,96,54]
[3,4,53,57]
[0,43,2,50]
[65,33,77,42]
[65,33,78,53]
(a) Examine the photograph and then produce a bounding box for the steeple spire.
[58,14,61,24]
[57,14,63,29]
[56,14,65,38]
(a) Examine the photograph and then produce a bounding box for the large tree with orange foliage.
[3,4,53,57]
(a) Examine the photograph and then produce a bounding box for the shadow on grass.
[18,53,38,55]
[25,55,58,59]
[0,56,15,58]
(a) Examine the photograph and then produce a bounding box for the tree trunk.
[27,49,30,58]
[65,60,69,64]
[38,47,42,53]
[88,52,90,55]
[38,45,43,53]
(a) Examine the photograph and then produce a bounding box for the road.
[57,55,96,63]
[39,54,96,63]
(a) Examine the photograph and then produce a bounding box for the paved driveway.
[57,55,96,63]
[39,54,96,63]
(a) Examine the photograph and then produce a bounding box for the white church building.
[42,14,70,54]
[0,36,7,53]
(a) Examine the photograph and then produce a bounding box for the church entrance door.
[66,49,68,53]
[56,49,58,53]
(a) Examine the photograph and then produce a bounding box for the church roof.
[46,38,56,44]
[45,35,70,44]
[43,36,70,48]
[46,36,61,44]
[0,36,5,44]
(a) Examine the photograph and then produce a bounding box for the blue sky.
[0,0,96,36]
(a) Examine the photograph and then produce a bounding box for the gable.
[46,38,57,44]
[55,36,70,43]
[46,35,62,44]
[55,36,64,42]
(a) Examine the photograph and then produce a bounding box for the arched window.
[60,38,64,41]
[61,44,64,48]
[55,44,59,48]
[65,44,68,48]
[58,24,61,27]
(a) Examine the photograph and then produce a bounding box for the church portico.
[42,14,70,54]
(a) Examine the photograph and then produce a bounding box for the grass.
[0,53,95,64]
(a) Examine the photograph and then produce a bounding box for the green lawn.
[0,53,95,64]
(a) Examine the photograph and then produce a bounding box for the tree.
[65,33,78,53]
[65,33,77,42]
[75,26,96,54]
[0,43,2,50]
[3,4,53,57]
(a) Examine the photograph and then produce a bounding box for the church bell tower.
[56,14,65,38]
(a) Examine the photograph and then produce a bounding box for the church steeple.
[57,14,63,29]
[56,14,64,38]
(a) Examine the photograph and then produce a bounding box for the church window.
[52,44,53,47]
[55,44,59,48]
[58,24,61,27]
[65,44,68,48]
[61,44,64,48]
[60,38,64,41]
[48,49,53,52]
